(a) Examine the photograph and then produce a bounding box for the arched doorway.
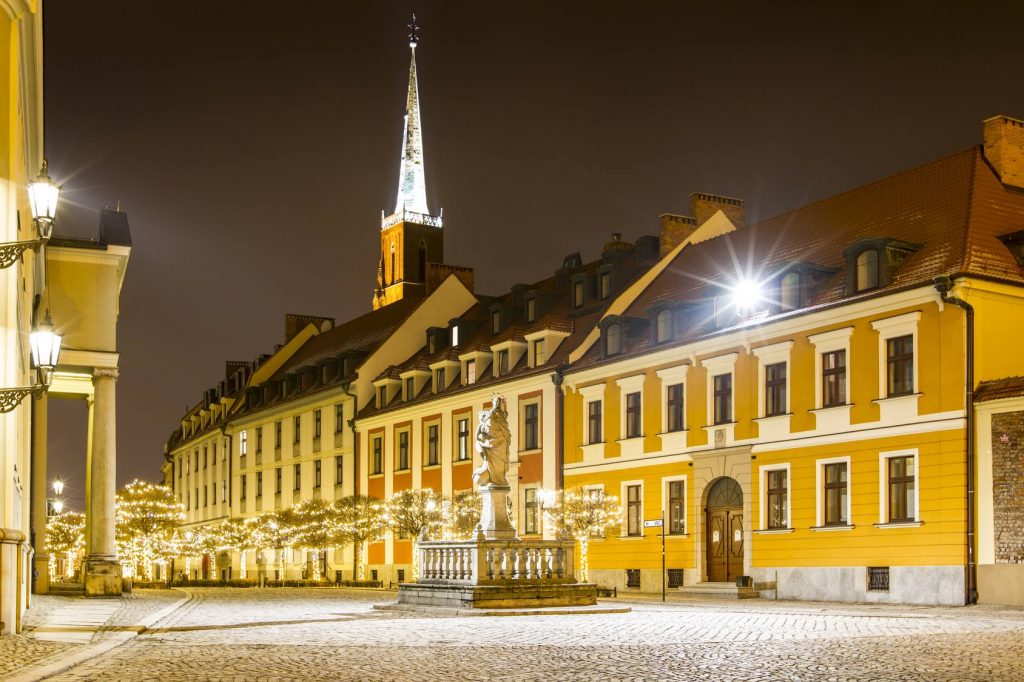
[705,477,743,582]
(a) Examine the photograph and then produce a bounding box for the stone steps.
[677,582,760,599]
[47,582,85,596]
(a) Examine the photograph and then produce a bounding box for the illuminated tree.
[290,499,343,581]
[335,495,385,580]
[46,511,85,582]
[175,526,217,580]
[541,487,621,582]
[385,488,445,580]
[216,517,261,580]
[446,491,482,540]
[115,480,184,580]
[256,510,297,581]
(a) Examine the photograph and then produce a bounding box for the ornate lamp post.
[1,160,60,268]
[0,310,63,413]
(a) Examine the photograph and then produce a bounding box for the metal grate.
[867,566,890,591]
[626,569,641,588]
[667,569,684,588]
[397,569,406,583]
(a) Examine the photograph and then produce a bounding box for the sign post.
[644,516,666,601]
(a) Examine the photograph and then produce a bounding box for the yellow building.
[562,117,1024,605]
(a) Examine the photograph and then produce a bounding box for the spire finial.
[408,13,419,48]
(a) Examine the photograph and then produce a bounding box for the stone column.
[84,368,122,596]
[31,393,49,594]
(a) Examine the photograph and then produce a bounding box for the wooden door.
[706,507,744,582]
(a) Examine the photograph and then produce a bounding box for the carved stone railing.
[380,209,443,229]
[417,539,576,586]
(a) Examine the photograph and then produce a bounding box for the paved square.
[34,588,1024,680]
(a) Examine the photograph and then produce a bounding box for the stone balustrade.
[418,539,576,586]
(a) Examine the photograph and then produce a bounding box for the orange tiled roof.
[975,377,1024,403]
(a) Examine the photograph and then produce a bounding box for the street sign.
[644,519,663,528]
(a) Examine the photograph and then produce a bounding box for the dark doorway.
[705,477,744,582]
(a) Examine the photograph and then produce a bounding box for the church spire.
[390,13,433,221]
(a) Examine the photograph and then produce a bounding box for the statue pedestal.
[83,556,122,597]
[477,484,516,541]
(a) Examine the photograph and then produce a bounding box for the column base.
[33,555,50,594]
[84,556,122,597]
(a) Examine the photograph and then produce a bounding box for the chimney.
[690,192,744,228]
[284,314,334,343]
[659,213,697,256]
[983,115,1024,189]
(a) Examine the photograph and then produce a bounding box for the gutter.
[551,366,566,491]
[934,275,978,605]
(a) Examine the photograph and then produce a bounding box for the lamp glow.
[27,160,60,239]
[730,278,764,313]
[52,499,64,514]
[53,479,64,496]
[30,311,63,388]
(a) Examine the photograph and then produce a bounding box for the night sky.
[41,1,1024,509]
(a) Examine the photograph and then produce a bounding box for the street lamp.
[0,310,63,413]
[1,160,61,268]
[52,479,65,497]
[52,499,64,515]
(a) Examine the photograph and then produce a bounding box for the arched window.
[656,309,672,343]
[389,243,396,285]
[780,272,801,310]
[418,241,426,282]
[605,323,622,356]
[856,250,879,292]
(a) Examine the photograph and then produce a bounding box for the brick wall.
[992,410,1024,563]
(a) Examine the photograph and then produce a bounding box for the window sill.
[809,403,852,413]
[394,468,411,473]
[656,429,688,436]
[453,458,472,465]
[754,413,792,422]
[702,422,737,431]
[872,393,921,404]
[754,528,795,535]
[422,463,441,470]
[615,436,644,443]
[873,521,923,529]
[617,534,645,540]
[809,524,855,532]
[368,473,384,478]
[518,448,542,455]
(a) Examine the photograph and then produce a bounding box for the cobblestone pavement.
[27,587,1024,681]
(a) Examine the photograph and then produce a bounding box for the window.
[314,459,322,489]
[255,427,262,454]
[667,384,684,432]
[256,472,263,498]
[397,431,410,470]
[293,463,301,491]
[587,400,603,444]
[625,392,641,438]
[335,404,344,433]
[626,484,642,536]
[294,415,301,443]
[532,339,545,366]
[177,456,181,477]
[522,403,539,450]
[886,335,914,397]
[465,359,476,385]
[524,488,539,535]
[451,324,459,347]
[605,323,622,356]
[456,418,470,461]
[313,410,321,439]
[275,421,282,448]
[667,480,685,534]
[856,249,879,292]
[887,455,916,522]
[713,374,732,424]
[573,279,584,308]
[526,297,536,322]
[822,350,847,407]
[491,309,501,334]
[335,456,344,485]
[626,569,641,588]
[435,368,445,392]
[656,309,672,343]
[240,431,248,456]
[497,349,509,376]
[371,436,383,474]
[203,485,207,507]
[221,480,227,503]
[275,467,282,494]
[667,569,684,588]
[426,424,439,466]
[764,362,787,417]
[824,462,848,526]
[378,385,387,407]
[867,566,890,592]
[766,469,788,529]
[779,272,801,310]
[213,442,218,461]
[203,447,208,469]
[195,488,199,507]
[194,450,199,472]
[599,271,611,300]
[405,377,415,400]
[240,475,247,500]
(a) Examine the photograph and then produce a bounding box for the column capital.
[92,367,119,381]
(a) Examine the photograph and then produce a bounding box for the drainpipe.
[341,380,359,581]
[934,275,977,605]
[551,366,565,492]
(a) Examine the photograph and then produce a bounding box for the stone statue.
[473,394,517,539]
[473,395,511,487]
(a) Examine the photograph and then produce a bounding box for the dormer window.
[998,230,1024,268]
[526,296,537,323]
[655,309,672,344]
[490,309,501,334]
[605,323,623,356]
[377,385,387,408]
[451,324,460,347]
[497,349,509,375]
[428,333,438,354]
[435,368,446,393]
[405,377,415,401]
[465,359,477,385]
[573,280,585,308]
[532,339,545,366]
[780,272,801,310]
[599,271,612,300]
[856,249,879,292]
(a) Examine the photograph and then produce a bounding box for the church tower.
[373,16,444,310]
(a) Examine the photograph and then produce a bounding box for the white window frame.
[240,430,248,456]
[759,463,791,531]
[661,474,688,535]
[620,479,644,538]
[871,311,921,400]
[655,365,688,435]
[580,384,605,446]
[752,341,793,419]
[878,448,921,526]
[615,374,646,442]
[809,327,854,410]
[814,455,852,529]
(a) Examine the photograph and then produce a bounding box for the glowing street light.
[0,310,63,413]
[730,277,764,314]
[1,160,61,269]
[52,499,64,514]
[52,479,65,497]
